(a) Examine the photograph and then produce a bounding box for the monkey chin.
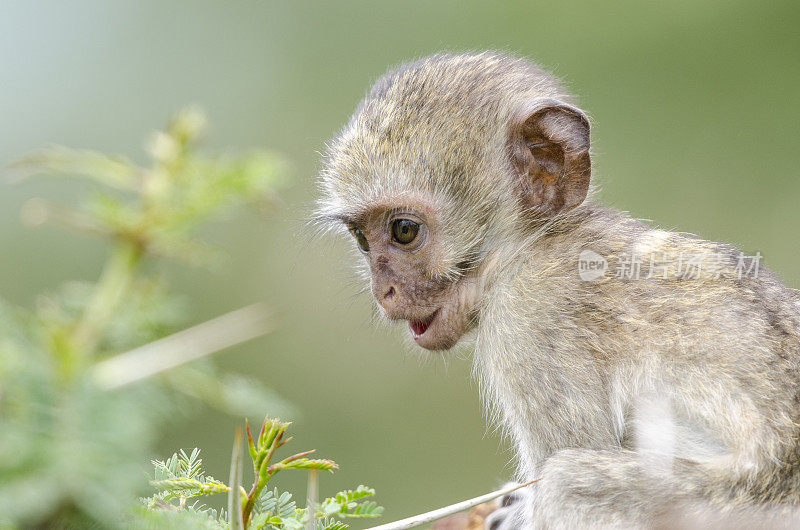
[407,305,467,351]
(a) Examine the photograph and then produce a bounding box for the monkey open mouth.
[409,309,439,338]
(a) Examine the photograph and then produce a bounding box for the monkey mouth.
[409,309,439,338]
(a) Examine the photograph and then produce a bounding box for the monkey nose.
[376,284,400,314]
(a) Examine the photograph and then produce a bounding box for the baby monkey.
[317,52,800,528]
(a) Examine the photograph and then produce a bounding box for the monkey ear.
[508,98,591,216]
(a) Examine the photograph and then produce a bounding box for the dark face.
[344,204,479,351]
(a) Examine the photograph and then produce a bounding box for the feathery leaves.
[144,416,382,530]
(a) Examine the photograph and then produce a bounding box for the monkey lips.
[409,309,439,339]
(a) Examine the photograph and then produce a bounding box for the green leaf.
[334,485,376,504]
[318,485,383,520]
[149,478,228,496]
[255,488,297,519]
[6,146,140,190]
[249,512,284,530]
[281,509,308,530]
[271,459,338,473]
[320,520,349,530]
[348,501,384,519]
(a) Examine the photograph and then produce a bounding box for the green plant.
[0,108,289,528]
[142,417,384,530]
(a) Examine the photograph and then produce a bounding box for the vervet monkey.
[317,52,800,528]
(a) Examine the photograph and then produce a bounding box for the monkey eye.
[350,227,370,252]
[391,219,420,245]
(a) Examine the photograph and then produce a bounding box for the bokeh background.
[2,0,798,523]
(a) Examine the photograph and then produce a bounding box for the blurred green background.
[1,0,798,523]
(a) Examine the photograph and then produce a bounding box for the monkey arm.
[521,446,800,528]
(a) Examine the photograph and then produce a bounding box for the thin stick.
[229,428,245,530]
[365,479,540,530]
[93,303,272,390]
[306,470,318,530]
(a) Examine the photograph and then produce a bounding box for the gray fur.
[319,51,800,528]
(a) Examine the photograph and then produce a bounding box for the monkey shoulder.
[485,212,800,369]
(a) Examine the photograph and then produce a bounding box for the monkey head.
[318,52,591,351]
